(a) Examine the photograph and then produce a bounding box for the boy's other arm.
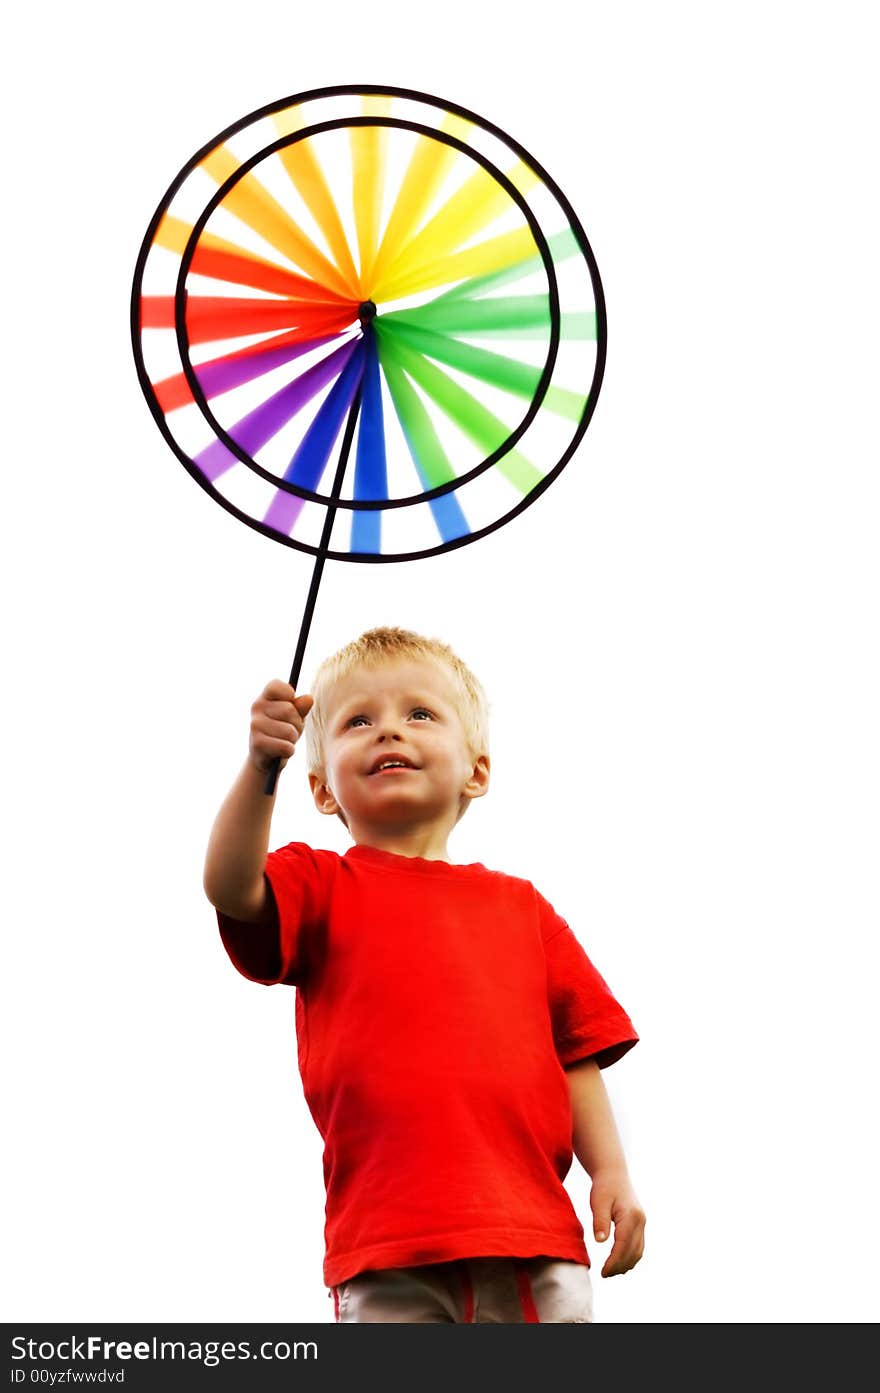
[566,1058,646,1277]
[203,681,313,922]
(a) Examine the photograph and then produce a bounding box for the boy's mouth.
[369,756,417,775]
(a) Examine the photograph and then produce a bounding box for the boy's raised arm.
[203,680,313,922]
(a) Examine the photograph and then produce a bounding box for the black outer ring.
[173,116,560,510]
[130,84,607,564]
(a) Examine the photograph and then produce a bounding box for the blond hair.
[305,626,489,776]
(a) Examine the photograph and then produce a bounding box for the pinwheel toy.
[131,84,606,792]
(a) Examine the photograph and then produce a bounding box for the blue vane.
[351,330,387,554]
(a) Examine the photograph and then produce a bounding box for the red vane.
[190,245,355,305]
[140,296,176,329]
[185,297,357,344]
[141,297,358,343]
[154,375,196,414]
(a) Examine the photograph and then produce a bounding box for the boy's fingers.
[599,1210,645,1277]
[249,683,312,771]
[592,1206,611,1245]
[601,1246,627,1278]
[261,718,298,742]
[259,712,311,747]
[601,1238,640,1277]
[260,678,297,701]
[259,679,313,705]
[255,687,313,720]
[599,1224,626,1277]
[260,694,312,726]
[261,700,302,724]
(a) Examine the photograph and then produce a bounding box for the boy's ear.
[309,772,341,817]
[463,753,490,802]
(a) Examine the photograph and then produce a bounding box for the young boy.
[204,627,645,1323]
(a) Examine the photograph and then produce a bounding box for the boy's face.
[309,656,489,842]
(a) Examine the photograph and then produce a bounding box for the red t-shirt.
[218,842,638,1286]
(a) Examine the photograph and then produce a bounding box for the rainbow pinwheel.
[132,84,606,789]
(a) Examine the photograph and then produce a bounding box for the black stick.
[263,379,364,796]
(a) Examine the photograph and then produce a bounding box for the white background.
[3,0,878,1325]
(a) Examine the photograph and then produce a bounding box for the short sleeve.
[217,841,335,987]
[538,893,639,1069]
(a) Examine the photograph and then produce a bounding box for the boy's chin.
[348,793,455,828]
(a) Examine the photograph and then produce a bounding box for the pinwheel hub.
[358,299,377,326]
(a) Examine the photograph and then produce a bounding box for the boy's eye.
[347,715,370,728]
[410,708,434,721]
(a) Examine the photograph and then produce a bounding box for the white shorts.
[331,1256,593,1324]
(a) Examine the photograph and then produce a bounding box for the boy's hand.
[589,1171,646,1277]
[249,680,314,775]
